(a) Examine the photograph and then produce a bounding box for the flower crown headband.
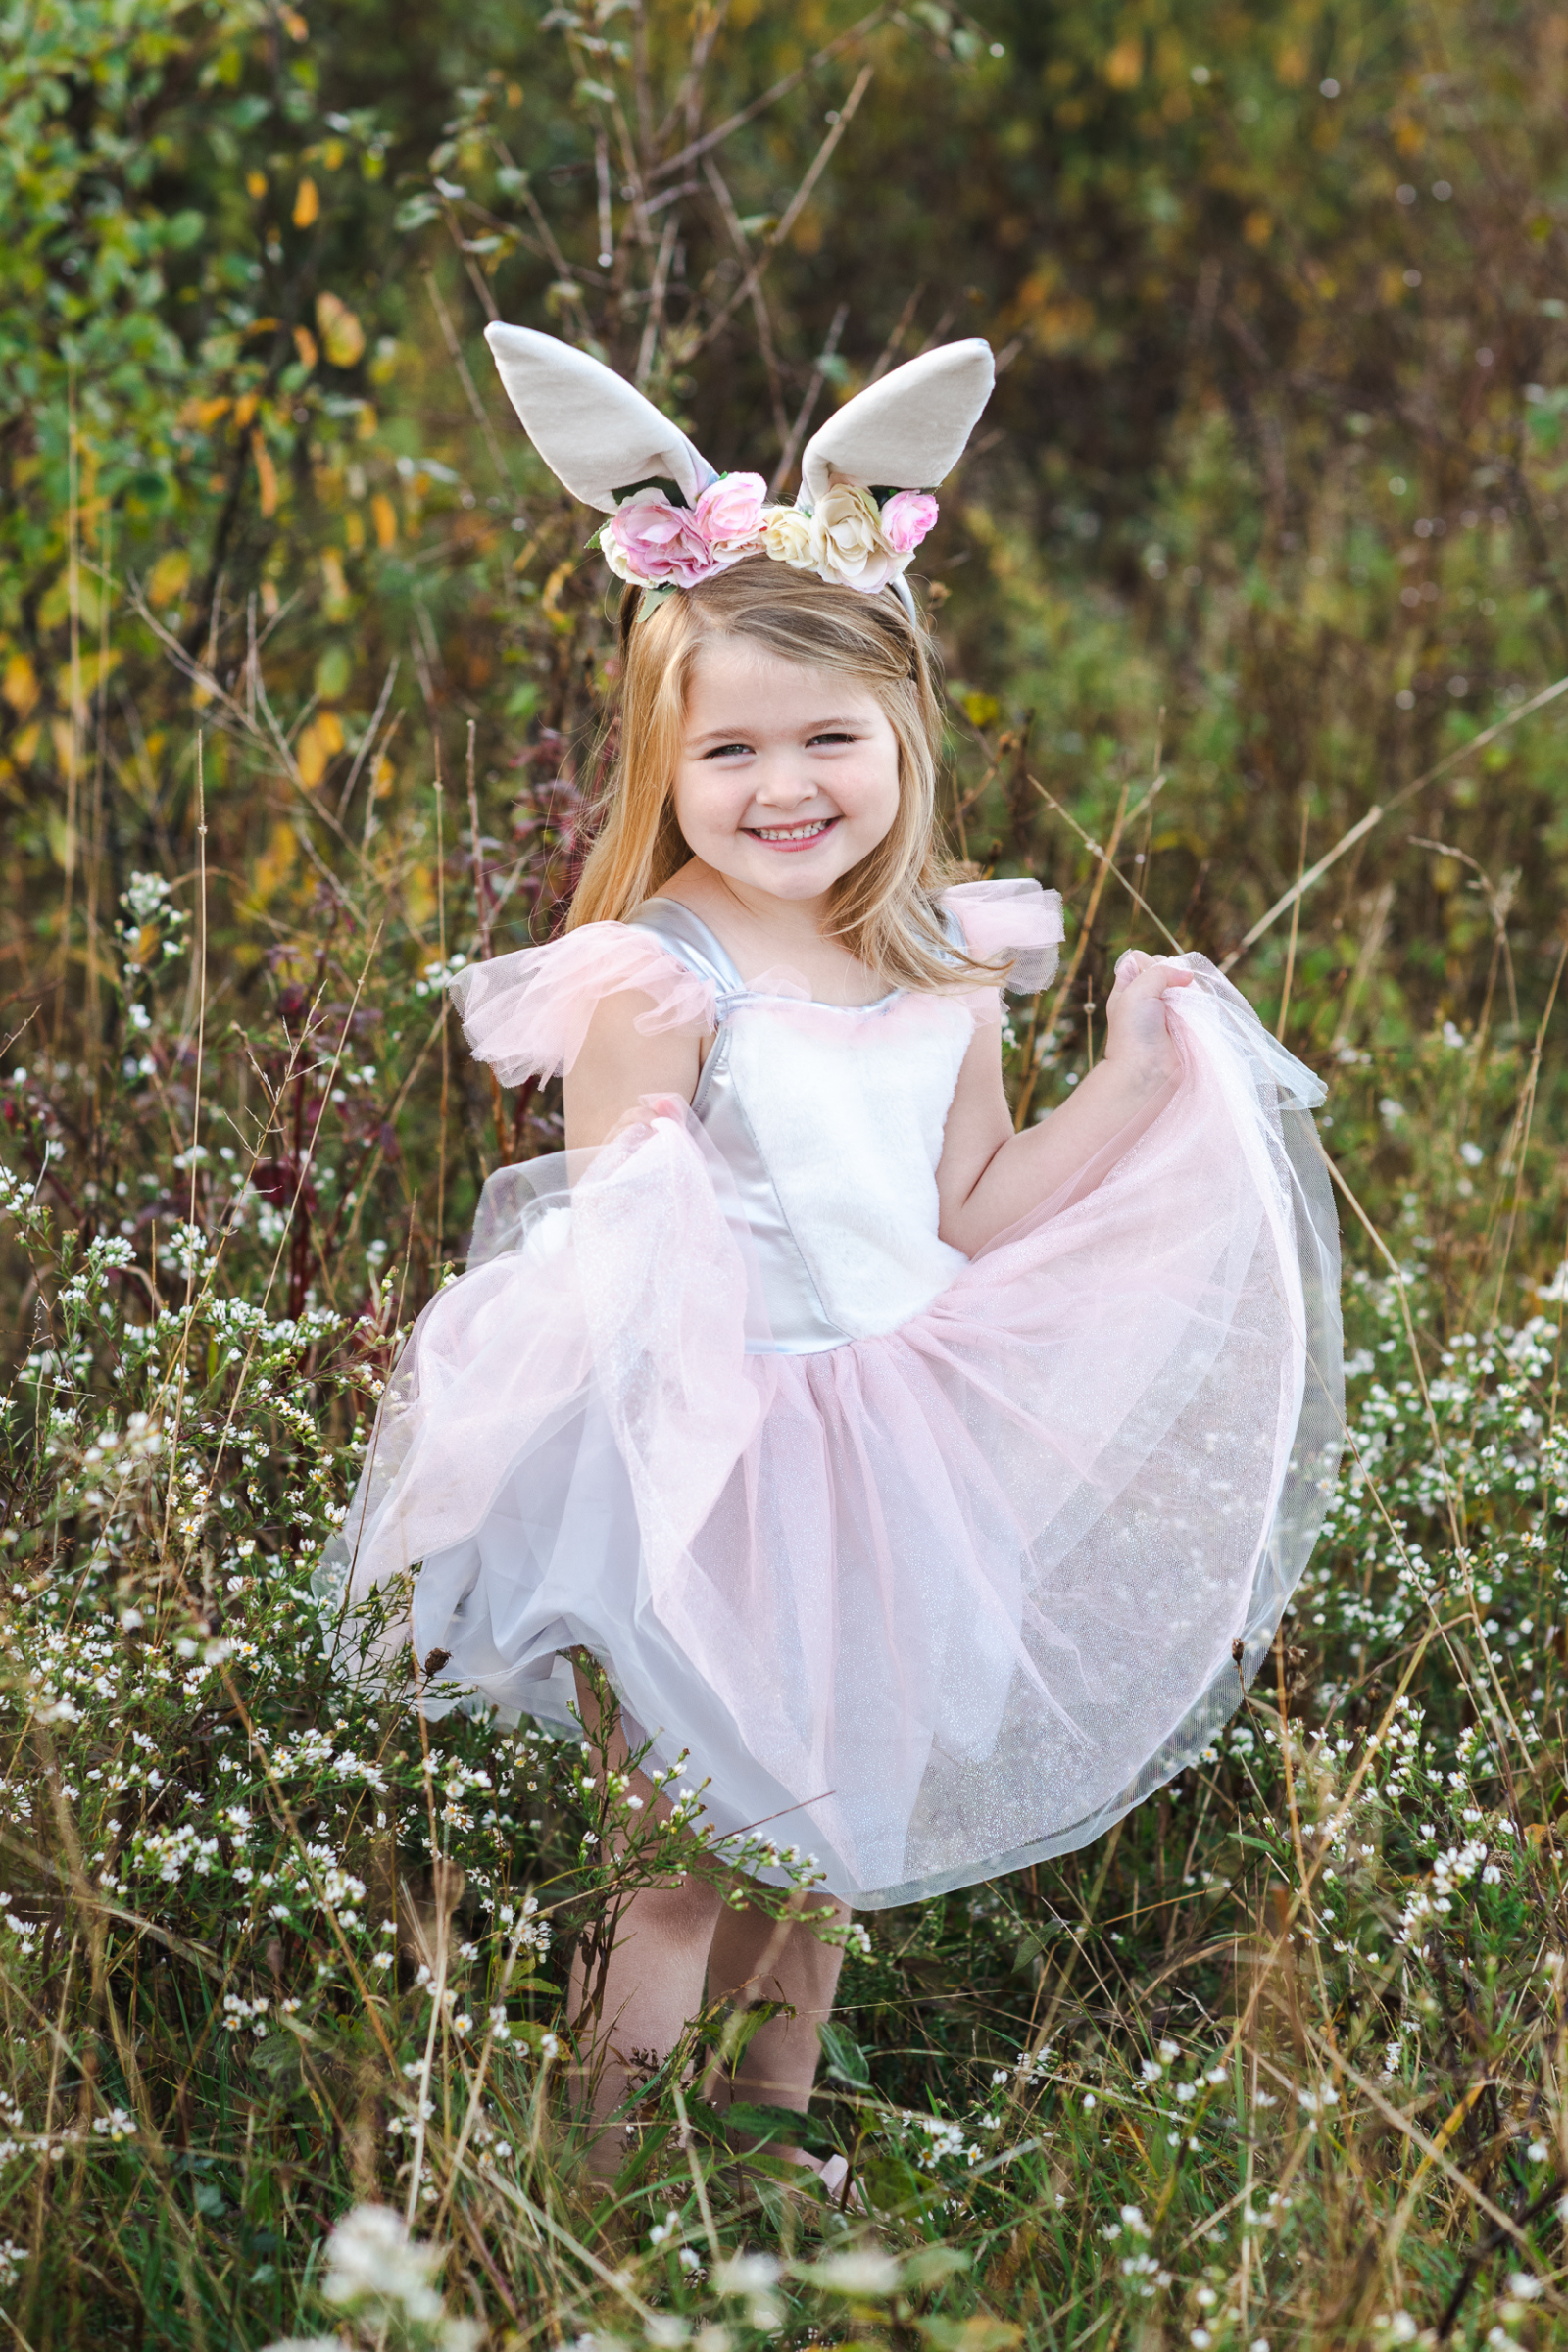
[482,323,995,617]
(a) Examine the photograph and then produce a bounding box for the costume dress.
[323,879,1342,1909]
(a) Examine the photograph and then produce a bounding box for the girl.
[326,329,1342,2183]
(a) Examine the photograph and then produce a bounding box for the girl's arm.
[563,989,705,1152]
[936,954,1192,1254]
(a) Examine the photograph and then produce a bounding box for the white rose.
[760,504,820,570]
[597,521,637,584]
[813,480,901,593]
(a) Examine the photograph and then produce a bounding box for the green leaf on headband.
[632,584,678,621]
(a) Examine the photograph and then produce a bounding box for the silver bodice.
[624,899,971,1356]
[627,899,853,1353]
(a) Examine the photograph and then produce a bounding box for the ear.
[484,323,716,514]
[799,338,995,509]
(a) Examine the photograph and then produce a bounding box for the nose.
[750,753,821,810]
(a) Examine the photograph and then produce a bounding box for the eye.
[807,730,859,748]
[701,740,754,760]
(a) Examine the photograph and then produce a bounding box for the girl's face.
[671,636,901,905]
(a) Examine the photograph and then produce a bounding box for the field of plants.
[6,0,1568,2344]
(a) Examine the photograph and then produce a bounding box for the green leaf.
[918,2323,1021,2352]
[817,2018,870,2085]
[902,2249,971,2289]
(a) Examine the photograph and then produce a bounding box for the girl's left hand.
[1103,951,1193,1090]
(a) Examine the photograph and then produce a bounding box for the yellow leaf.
[1105,35,1142,87]
[53,650,120,704]
[1030,295,1096,356]
[1276,39,1309,84]
[11,723,40,769]
[1243,209,1273,247]
[541,556,574,632]
[2,652,39,718]
[296,721,328,789]
[280,5,308,35]
[148,551,191,609]
[316,291,366,368]
[194,396,231,428]
[344,509,365,552]
[245,170,268,200]
[252,431,278,519]
[293,175,320,228]
[246,820,298,910]
[370,492,397,550]
[233,391,258,429]
[320,548,349,613]
[293,325,318,370]
[961,690,1001,729]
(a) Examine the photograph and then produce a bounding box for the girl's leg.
[569,1875,725,2175]
[568,1666,723,2180]
[704,1889,850,2115]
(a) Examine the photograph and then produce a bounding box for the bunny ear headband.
[482,322,995,616]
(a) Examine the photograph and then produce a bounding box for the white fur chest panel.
[722,994,973,1339]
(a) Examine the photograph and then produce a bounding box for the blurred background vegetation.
[8,0,1568,1277]
[8,3,1568,2345]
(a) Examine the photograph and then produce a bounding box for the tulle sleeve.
[447,922,716,1086]
[941,877,1064,993]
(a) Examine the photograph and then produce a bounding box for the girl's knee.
[619,1874,724,1939]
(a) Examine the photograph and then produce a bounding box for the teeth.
[753,820,831,841]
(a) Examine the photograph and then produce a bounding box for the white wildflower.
[809,2249,901,2295]
[322,2204,444,2324]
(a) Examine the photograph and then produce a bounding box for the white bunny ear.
[484,323,716,514]
[799,338,995,509]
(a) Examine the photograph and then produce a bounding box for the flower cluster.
[598,469,939,597]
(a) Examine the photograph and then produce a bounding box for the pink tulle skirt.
[322,968,1342,1907]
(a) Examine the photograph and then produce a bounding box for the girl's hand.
[1103,951,1193,1090]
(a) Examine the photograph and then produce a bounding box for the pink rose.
[603,489,719,589]
[881,489,939,556]
[694,471,768,557]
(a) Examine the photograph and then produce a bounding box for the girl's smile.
[744,814,841,849]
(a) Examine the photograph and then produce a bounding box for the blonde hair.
[566,558,989,994]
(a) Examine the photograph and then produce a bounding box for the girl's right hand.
[1103,951,1192,1091]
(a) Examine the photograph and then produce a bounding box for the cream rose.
[760,503,821,571]
[813,480,901,594]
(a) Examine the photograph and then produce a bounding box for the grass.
[2,763,1568,2350]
